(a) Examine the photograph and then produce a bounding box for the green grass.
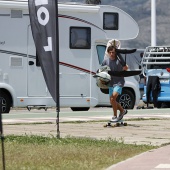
[4,118,169,126]
[0,135,157,170]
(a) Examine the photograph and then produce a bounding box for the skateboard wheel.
[116,122,120,126]
[103,124,107,127]
[124,122,127,126]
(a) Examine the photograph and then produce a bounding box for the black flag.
[28,0,58,103]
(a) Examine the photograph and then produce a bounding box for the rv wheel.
[70,107,90,111]
[0,91,11,113]
[117,89,135,109]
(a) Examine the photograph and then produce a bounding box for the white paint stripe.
[155,164,170,168]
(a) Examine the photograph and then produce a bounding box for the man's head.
[107,46,116,59]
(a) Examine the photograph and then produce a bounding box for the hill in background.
[60,0,170,49]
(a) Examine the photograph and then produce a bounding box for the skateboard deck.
[104,119,127,127]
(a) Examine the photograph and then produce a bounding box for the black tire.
[117,89,135,109]
[0,91,11,113]
[70,107,90,111]
[157,102,162,108]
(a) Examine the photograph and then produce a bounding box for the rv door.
[27,25,47,96]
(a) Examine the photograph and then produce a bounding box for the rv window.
[11,10,22,18]
[70,27,91,49]
[96,45,106,64]
[103,12,118,30]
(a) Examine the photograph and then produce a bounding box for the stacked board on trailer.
[0,0,140,113]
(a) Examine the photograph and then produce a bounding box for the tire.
[157,102,162,108]
[70,107,90,111]
[117,89,135,109]
[0,91,11,113]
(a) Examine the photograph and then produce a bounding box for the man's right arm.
[117,53,126,67]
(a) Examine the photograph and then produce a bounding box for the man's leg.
[113,86,128,120]
[117,102,124,113]
[110,91,119,117]
[109,87,118,120]
[113,86,123,113]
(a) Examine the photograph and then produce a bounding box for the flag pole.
[0,97,6,170]
[55,0,60,138]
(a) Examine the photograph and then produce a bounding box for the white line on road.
[155,164,170,168]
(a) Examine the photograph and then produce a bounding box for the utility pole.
[151,0,156,46]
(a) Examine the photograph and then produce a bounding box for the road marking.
[155,164,170,168]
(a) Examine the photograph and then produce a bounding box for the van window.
[70,27,91,49]
[96,45,106,64]
[103,12,119,30]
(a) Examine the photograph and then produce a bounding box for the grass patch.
[4,122,53,126]
[0,135,157,170]
[4,118,169,126]
[62,118,168,124]
[125,118,168,121]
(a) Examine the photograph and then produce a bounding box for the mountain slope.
[60,0,170,48]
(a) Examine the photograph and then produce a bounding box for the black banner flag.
[28,0,58,103]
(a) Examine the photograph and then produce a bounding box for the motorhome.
[141,46,170,108]
[0,0,140,113]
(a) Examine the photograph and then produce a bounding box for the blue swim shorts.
[109,86,123,97]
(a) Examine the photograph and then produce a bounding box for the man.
[101,46,128,121]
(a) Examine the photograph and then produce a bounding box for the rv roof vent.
[11,10,22,18]
[10,56,23,67]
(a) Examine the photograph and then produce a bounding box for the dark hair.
[107,46,116,53]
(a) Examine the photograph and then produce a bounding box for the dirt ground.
[3,118,170,146]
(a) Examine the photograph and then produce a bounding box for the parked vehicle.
[0,0,140,113]
[141,46,170,108]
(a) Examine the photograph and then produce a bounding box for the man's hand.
[123,64,128,71]
[100,80,106,84]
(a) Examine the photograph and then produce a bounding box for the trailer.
[0,0,140,113]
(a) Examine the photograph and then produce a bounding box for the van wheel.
[70,107,90,111]
[157,102,162,108]
[117,89,135,109]
[0,91,11,113]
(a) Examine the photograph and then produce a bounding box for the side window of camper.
[96,45,106,64]
[103,12,119,30]
[70,27,91,49]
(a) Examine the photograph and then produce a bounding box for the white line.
[155,164,170,168]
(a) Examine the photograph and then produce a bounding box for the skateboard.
[104,119,127,127]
